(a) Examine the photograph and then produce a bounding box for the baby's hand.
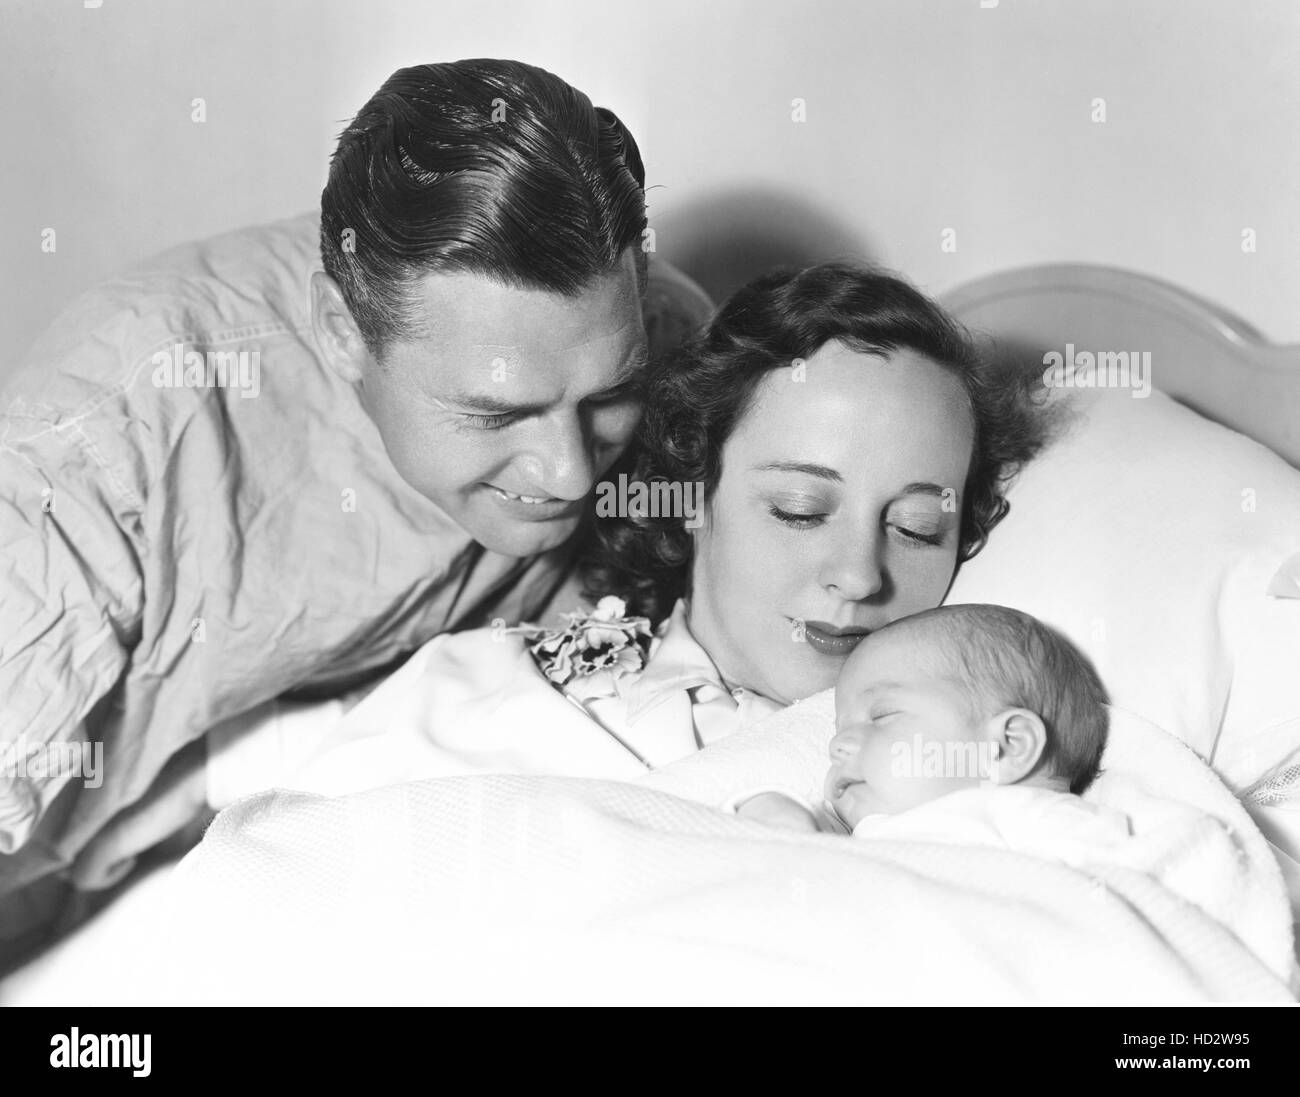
[734,791,819,833]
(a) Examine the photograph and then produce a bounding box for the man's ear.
[984,708,1048,785]
[310,270,370,384]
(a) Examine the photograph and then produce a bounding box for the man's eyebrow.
[444,347,649,416]
[444,391,536,415]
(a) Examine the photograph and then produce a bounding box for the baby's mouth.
[830,776,865,799]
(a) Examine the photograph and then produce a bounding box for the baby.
[739,604,1123,854]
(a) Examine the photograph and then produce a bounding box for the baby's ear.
[983,708,1048,785]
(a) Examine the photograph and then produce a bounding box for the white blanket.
[641,691,1297,983]
[87,691,1293,1005]
[6,679,1293,1005]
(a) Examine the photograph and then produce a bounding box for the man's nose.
[519,414,597,501]
[829,730,863,760]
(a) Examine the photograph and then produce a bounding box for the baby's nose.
[829,730,862,760]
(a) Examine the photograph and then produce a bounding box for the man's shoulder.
[4,212,322,414]
[129,211,320,325]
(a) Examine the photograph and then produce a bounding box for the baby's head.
[826,604,1108,829]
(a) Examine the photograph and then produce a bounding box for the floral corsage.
[508,596,655,767]
[515,595,653,689]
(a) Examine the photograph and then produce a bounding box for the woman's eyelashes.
[886,505,949,546]
[764,489,831,528]
[890,523,946,547]
[766,499,949,545]
[768,503,825,529]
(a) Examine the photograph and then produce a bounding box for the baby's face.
[826,629,995,829]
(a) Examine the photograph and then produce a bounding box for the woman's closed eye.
[889,522,945,546]
[769,505,949,545]
[768,503,826,529]
[886,504,949,546]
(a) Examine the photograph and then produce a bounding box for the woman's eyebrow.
[752,460,843,482]
[898,482,949,498]
[751,468,953,504]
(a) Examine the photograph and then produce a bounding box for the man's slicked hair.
[320,59,648,356]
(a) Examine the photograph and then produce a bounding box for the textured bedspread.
[7,684,1294,1005]
[122,762,1293,1004]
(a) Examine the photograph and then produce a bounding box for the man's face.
[359,248,646,557]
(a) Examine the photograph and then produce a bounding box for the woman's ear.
[983,708,1048,785]
[310,270,370,384]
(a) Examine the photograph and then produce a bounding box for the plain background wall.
[2,0,1297,385]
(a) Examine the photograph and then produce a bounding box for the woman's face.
[687,340,976,705]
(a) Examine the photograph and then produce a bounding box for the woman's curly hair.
[580,262,1049,626]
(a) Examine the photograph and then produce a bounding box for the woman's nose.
[817,523,884,602]
[829,730,863,760]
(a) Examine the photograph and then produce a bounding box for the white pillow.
[947,384,1300,796]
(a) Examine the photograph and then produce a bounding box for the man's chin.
[468,513,581,558]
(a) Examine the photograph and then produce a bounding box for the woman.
[207,262,1044,797]
[582,261,1042,706]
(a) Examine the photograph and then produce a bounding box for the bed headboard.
[942,264,1300,470]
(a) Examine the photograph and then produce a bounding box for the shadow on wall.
[655,187,878,305]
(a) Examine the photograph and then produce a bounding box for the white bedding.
[639,690,1297,984]
[5,687,1293,1005]
[80,775,1295,1004]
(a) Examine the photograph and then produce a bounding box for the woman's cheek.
[891,542,961,612]
[724,504,774,584]
[763,522,813,614]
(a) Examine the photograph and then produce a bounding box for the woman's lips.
[800,620,871,656]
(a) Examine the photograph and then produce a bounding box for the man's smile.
[483,483,581,521]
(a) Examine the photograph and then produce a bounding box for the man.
[0,59,710,954]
